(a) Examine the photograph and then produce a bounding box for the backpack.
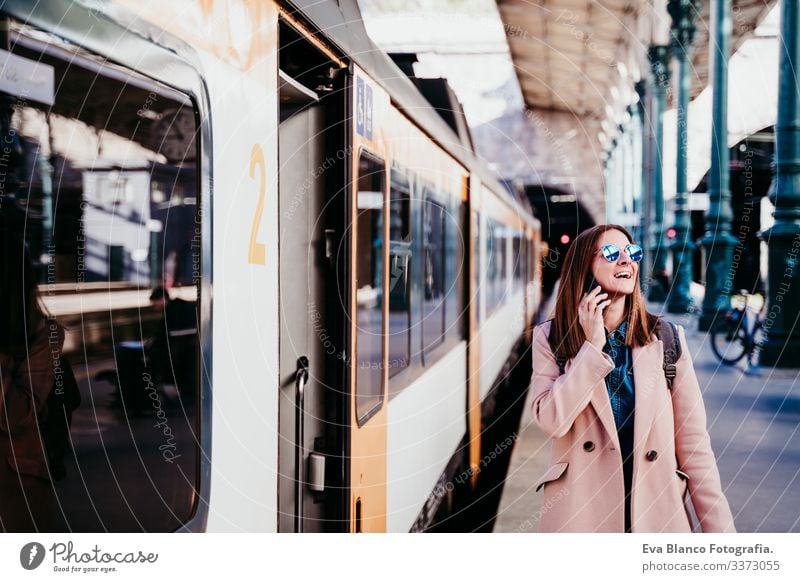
[40,355,82,481]
[550,317,682,390]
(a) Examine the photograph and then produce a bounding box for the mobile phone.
[583,274,600,295]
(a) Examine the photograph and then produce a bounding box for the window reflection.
[444,202,465,342]
[388,174,411,377]
[355,153,385,423]
[423,197,446,354]
[512,236,521,289]
[473,212,481,322]
[0,28,200,532]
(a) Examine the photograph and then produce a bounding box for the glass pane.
[423,197,445,354]
[355,154,385,422]
[485,220,493,312]
[513,235,522,290]
[486,219,500,314]
[444,201,464,340]
[0,32,200,532]
[472,212,481,322]
[388,178,411,377]
[498,228,507,304]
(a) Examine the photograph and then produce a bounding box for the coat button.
[646,450,658,462]
[583,441,595,452]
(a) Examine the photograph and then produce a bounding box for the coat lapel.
[590,381,620,451]
[632,336,664,475]
[589,335,663,460]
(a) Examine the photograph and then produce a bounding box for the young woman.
[530,224,735,532]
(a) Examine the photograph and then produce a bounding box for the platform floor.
[494,284,800,533]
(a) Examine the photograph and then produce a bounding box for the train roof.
[1,0,535,226]
[284,0,536,226]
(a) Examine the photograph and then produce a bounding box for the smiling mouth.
[614,273,632,279]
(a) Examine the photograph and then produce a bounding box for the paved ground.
[494,284,800,533]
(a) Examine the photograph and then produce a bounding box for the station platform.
[494,284,800,533]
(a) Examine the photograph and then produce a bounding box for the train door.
[277,17,347,532]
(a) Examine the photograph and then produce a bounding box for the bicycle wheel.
[711,315,749,365]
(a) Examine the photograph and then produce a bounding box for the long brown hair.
[546,224,660,362]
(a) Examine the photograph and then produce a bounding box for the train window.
[444,200,465,342]
[355,153,386,422]
[525,235,531,289]
[472,211,481,323]
[485,220,495,312]
[0,27,200,532]
[513,235,522,291]
[498,228,508,303]
[388,172,411,377]
[422,195,446,355]
[486,219,506,315]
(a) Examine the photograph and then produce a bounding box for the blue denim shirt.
[603,320,635,531]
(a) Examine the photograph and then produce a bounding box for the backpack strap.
[656,318,682,391]
[547,317,683,390]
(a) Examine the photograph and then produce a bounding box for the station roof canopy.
[496,0,777,148]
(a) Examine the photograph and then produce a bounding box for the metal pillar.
[757,0,800,367]
[607,138,619,223]
[647,45,671,302]
[667,0,701,314]
[634,80,647,251]
[616,138,622,221]
[604,157,611,214]
[625,114,637,228]
[699,0,738,331]
[638,80,653,293]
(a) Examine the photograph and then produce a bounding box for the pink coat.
[530,320,735,533]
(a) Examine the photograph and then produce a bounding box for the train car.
[0,0,541,532]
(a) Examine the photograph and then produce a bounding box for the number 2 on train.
[248,143,267,265]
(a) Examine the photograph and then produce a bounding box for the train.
[0,0,543,532]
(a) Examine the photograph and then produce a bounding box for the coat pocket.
[535,462,568,492]
[676,469,696,530]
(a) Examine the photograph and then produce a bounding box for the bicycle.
[709,290,766,366]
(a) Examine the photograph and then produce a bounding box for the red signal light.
[667,228,676,239]
[560,234,570,244]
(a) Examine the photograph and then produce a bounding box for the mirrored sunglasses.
[600,243,643,262]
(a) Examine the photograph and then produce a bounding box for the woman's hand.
[579,286,610,350]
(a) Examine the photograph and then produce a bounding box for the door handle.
[295,356,309,532]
